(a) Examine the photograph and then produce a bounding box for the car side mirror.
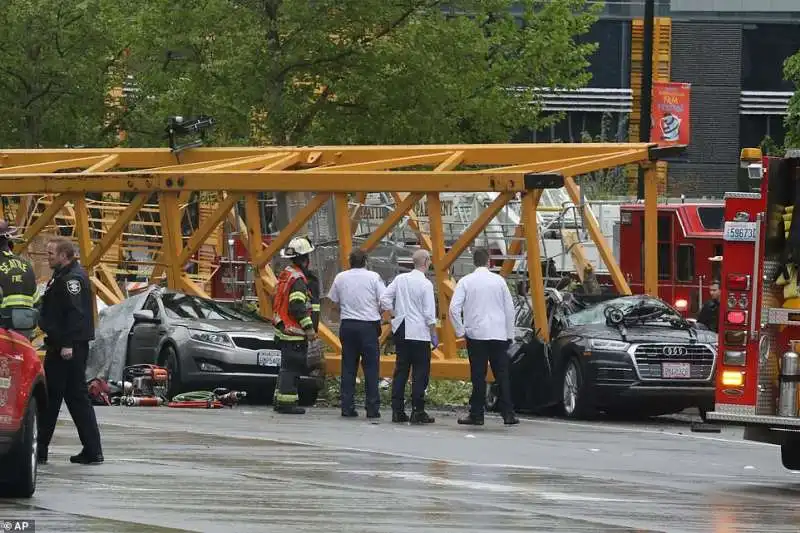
[133,310,159,323]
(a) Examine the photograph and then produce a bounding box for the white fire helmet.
[280,236,315,258]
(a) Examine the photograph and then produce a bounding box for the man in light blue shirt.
[380,249,437,424]
[328,249,386,418]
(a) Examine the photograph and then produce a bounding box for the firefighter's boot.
[274,403,306,415]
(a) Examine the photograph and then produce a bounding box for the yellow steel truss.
[0,143,673,379]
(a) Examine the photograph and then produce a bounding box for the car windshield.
[564,296,677,327]
[161,293,267,322]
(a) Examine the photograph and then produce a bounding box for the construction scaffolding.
[0,143,674,379]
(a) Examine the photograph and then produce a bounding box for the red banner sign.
[650,81,691,146]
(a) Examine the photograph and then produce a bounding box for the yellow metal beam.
[244,193,272,317]
[562,177,632,295]
[334,193,353,271]
[73,194,101,320]
[350,191,368,235]
[391,192,432,251]
[252,193,331,269]
[0,143,657,169]
[0,170,536,193]
[177,193,242,267]
[522,191,549,342]
[644,164,659,296]
[360,193,423,252]
[159,192,184,288]
[262,153,302,171]
[86,193,149,267]
[0,155,112,174]
[91,277,122,306]
[321,152,456,171]
[13,195,70,254]
[428,192,457,359]
[441,192,513,270]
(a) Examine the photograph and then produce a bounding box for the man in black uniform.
[696,280,721,333]
[0,220,40,339]
[37,237,103,465]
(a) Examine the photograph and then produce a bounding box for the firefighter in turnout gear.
[273,236,317,414]
[0,220,40,339]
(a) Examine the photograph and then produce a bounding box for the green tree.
[0,0,127,148]
[121,0,601,147]
[785,49,800,148]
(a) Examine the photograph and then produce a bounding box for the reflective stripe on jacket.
[273,265,312,341]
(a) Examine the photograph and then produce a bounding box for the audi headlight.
[588,339,630,352]
[189,330,234,348]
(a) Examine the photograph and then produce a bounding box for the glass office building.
[513,1,800,197]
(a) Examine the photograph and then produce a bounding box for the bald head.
[412,249,430,269]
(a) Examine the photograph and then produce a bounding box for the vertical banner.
[650,81,691,146]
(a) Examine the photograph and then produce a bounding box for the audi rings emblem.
[662,346,687,356]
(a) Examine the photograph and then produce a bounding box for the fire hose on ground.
[92,365,247,409]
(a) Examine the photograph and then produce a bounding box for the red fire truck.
[617,202,724,315]
[706,150,800,471]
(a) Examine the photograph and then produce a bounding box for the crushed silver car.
[91,287,324,404]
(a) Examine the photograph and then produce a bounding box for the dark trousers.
[466,337,515,418]
[275,340,307,405]
[391,322,431,413]
[39,341,103,457]
[339,319,380,415]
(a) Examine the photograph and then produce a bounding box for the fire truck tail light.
[723,350,746,366]
[722,370,745,387]
[724,330,748,346]
[674,298,688,311]
[738,295,748,309]
[726,273,751,291]
[726,310,748,325]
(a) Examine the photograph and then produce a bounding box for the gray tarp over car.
[86,287,156,383]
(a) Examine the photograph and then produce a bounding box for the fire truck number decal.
[723,221,758,242]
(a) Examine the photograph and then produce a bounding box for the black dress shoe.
[341,409,358,417]
[410,411,435,424]
[366,411,381,420]
[392,411,409,423]
[503,414,520,425]
[457,414,484,425]
[70,452,104,465]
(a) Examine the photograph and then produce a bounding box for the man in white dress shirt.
[380,249,437,424]
[328,249,386,419]
[448,247,519,426]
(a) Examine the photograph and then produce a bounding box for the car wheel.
[160,345,183,400]
[560,357,586,419]
[298,389,319,407]
[486,383,500,413]
[0,396,38,498]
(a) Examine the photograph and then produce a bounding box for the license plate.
[257,350,281,367]
[723,221,757,242]
[662,362,691,379]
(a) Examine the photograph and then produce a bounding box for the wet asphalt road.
[1,406,799,533]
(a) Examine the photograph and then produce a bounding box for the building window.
[742,24,800,92]
[677,245,695,282]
